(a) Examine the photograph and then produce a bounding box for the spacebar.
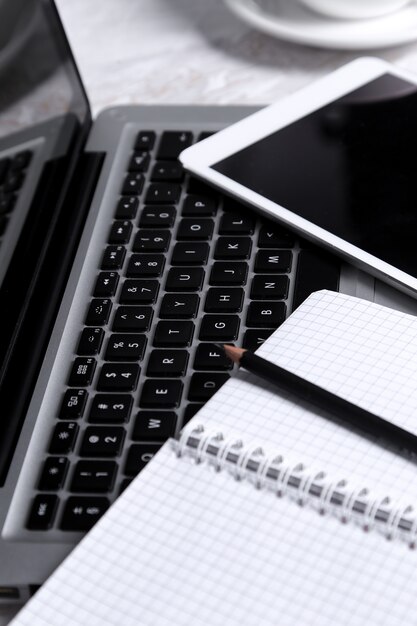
[292,249,340,311]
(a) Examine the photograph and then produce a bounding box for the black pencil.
[218,344,417,461]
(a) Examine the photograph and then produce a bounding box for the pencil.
[219,344,417,460]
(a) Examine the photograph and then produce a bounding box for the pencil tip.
[222,344,245,364]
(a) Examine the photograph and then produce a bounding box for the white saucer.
[224,0,417,49]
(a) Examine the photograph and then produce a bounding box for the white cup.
[299,0,411,19]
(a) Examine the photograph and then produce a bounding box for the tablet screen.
[212,74,417,277]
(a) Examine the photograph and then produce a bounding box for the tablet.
[180,57,417,296]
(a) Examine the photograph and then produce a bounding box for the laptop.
[1,0,417,605]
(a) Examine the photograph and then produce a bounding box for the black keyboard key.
[138,205,176,228]
[251,275,289,300]
[159,293,199,319]
[132,411,177,441]
[60,497,109,531]
[199,315,240,341]
[194,343,233,371]
[89,394,133,423]
[97,363,140,391]
[126,254,164,277]
[151,161,184,182]
[133,229,170,252]
[93,272,119,297]
[38,457,69,491]
[188,373,229,401]
[68,358,96,386]
[165,267,204,291]
[254,250,292,273]
[171,242,209,265]
[120,279,159,303]
[128,151,150,172]
[183,404,204,424]
[140,380,183,407]
[112,306,152,332]
[124,444,161,476]
[210,262,247,286]
[71,462,117,493]
[258,224,295,248]
[77,328,104,356]
[101,245,126,270]
[105,334,146,361]
[48,422,78,454]
[204,288,243,313]
[182,195,217,216]
[115,196,138,219]
[108,220,132,244]
[145,183,181,204]
[198,131,215,141]
[59,389,88,419]
[85,299,112,326]
[157,131,192,160]
[135,131,156,151]
[177,218,214,240]
[153,321,194,347]
[243,329,275,351]
[119,479,133,494]
[147,350,188,377]
[122,172,144,195]
[27,495,59,530]
[214,237,251,260]
[187,177,215,195]
[293,249,340,311]
[219,213,255,235]
[246,302,286,327]
[80,427,125,457]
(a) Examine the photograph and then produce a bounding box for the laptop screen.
[0,0,89,147]
[0,0,90,484]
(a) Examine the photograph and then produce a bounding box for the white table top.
[57,0,417,116]
[2,0,417,623]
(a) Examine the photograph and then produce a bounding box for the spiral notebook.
[11,290,417,626]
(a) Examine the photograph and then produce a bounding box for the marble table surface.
[2,0,417,623]
[54,0,417,116]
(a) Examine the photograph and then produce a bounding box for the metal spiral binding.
[174,425,417,548]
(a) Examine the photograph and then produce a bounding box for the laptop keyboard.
[0,150,32,242]
[26,130,339,533]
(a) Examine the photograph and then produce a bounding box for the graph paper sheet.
[11,444,417,626]
[11,290,417,625]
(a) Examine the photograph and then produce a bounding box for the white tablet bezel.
[180,57,417,296]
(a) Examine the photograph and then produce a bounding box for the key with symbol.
[112,306,152,332]
[77,328,104,355]
[89,394,133,423]
[97,363,140,391]
[60,497,110,530]
[71,460,117,491]
[124,444,162,476]
[105,334,146,360]
[80,427,125,457]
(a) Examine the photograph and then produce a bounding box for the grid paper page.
[11,443,417,626]
[12,289,417,625]
[193,290,417,506]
